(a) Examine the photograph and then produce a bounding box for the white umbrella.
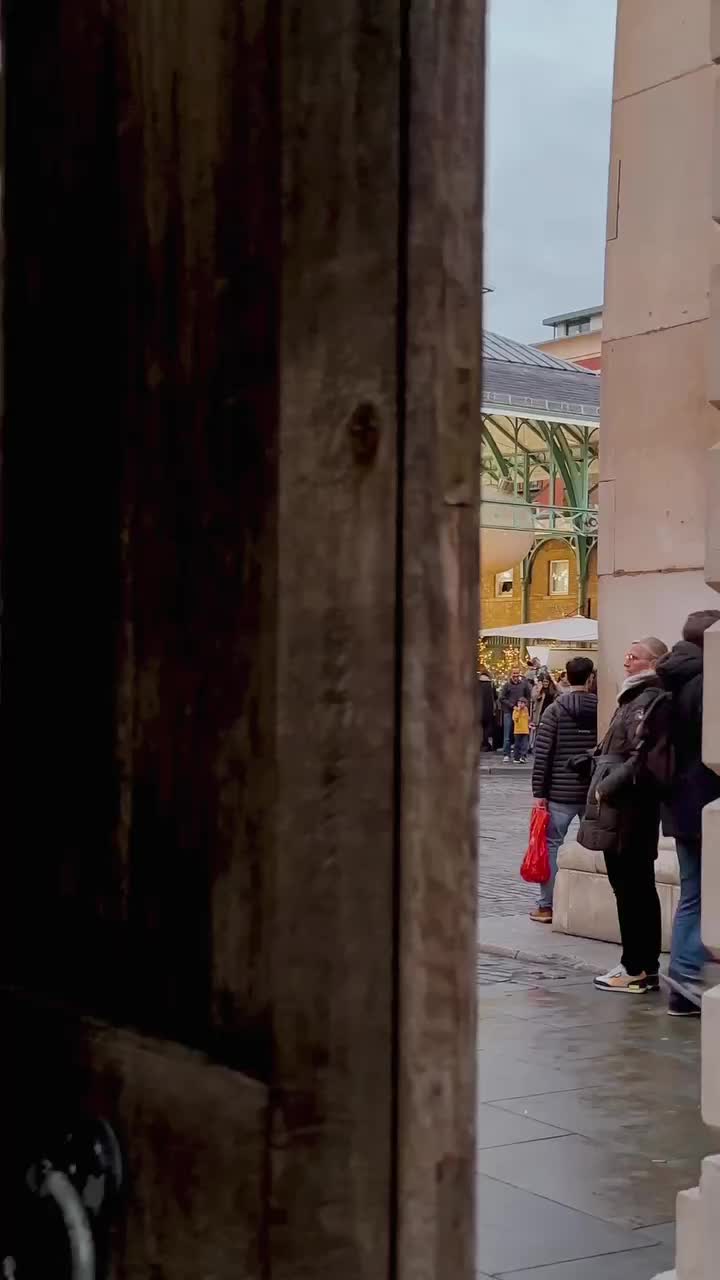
[480,615,598,643]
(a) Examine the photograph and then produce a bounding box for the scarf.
[617,671,656,701]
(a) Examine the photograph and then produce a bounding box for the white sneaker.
[594,963,652,994]
[503,756,510,763]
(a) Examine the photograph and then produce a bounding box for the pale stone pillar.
[600,5,720,1279]
[656,3,720,1275]
[599,0,720,731]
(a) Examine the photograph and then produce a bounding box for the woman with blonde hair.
[579,636,672,995]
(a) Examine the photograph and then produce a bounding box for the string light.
[477,637,529,680]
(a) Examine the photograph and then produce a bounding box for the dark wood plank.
[268,2,401,1275]
[397,1,484,1275]
[3,1,483,1275]
[2,0,279,1062]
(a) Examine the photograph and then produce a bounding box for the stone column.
[598,0,720,731]
[655,6,720,1279]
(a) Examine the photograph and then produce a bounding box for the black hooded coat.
[657,641,720,841]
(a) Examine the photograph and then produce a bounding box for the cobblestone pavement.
[477,766,582,918]
[478,767,536,917]
[476,954,586,986]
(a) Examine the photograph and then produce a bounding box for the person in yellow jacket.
[512,699,531,763]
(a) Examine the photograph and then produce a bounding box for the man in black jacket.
[499,668,533,762]
[530,656,597,924]
[657,610,720,1015]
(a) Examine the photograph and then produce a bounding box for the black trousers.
[604,850,661,976]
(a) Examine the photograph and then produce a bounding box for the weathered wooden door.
[0,1,482,1275]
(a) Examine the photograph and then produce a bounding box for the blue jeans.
[669,836,711,983]
[513,734,529,762]
[502,711,514,756]
[538,801,584,911]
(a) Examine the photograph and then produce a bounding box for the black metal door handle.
[2,1116,123,1278]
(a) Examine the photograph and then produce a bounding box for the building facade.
[599,4,720,1277]
[535,304,603,372]
[480,538,598,632]
[480,331,600,631]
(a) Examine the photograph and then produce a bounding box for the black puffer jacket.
[578,675,671,859]
[657,641,720,840]
[532,690,598,805]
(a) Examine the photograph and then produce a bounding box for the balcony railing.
[480,498,599,538]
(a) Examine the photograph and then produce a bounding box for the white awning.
[480,615,598,643]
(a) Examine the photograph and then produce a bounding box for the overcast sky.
[484,0,617,342]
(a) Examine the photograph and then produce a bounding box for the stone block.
[708,275,720,406]
[714,82,720,225]
[703,804,720,954]
[604,67,719,344]
[702,988,720,1129]
[676,1185,704,1280]
[614,0,713,98]
[597,479,616,577]
[704,447,720,588]
[552,865,676,952]
[602,325,719,573]
[551,864,571,936]
[553,869,620,944]
[559,839,679,882]
[713,0,720,63]
[701,1155,720,1262]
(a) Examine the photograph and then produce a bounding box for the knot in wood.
[348,401,380,466]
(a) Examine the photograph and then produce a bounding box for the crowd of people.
[477,658,572,761]
[479,609,720,1017]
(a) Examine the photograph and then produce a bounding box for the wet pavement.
[476,955,709,1278]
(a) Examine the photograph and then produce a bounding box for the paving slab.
[632,1223,676,1246]
[476,1102,568,1149]
[479,1133,701,1229]
[479,1053,617,1104]
[476,1174,664,1276]
[481,1013,700,1067]
[497,1239,674,1279]
[493,1084,710,1161]
[478,981,662,1025]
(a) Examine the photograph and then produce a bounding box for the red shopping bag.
[520,805,550,883]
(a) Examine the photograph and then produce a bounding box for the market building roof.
[482,330,600,425]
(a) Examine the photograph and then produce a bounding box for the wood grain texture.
[2,0,279,1061]
[268,2,401,1275]
[397,1,483,1276]
[2,0,483,1274]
